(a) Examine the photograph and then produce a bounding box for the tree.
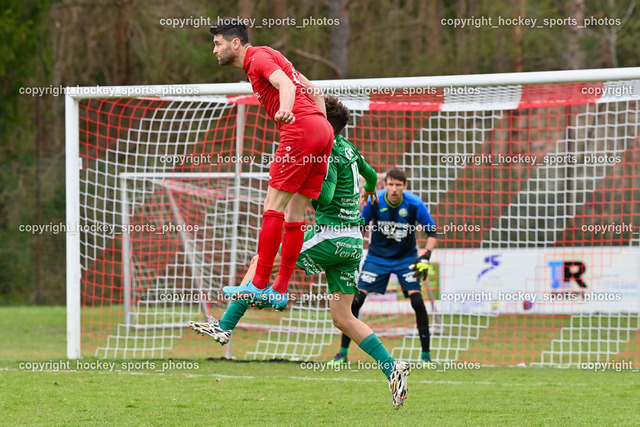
[566,0,585,69]
[329,0,350,78]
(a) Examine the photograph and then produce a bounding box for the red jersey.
[243,46,322,127]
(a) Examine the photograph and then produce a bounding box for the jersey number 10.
[350,162,359,194]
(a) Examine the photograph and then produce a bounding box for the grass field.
[2,306,640,426]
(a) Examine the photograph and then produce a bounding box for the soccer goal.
[66,68,640,367]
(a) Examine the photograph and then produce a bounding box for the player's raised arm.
[316,159,338,206]
[356,151,378,206]
[268,69,296,124]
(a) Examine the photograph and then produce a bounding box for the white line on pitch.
[0,367,588,387]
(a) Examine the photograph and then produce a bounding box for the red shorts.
[269,114,334,199]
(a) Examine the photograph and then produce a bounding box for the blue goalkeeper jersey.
[362,189,436,259]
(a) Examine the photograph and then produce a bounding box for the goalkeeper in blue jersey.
[329,168,438,367]
[188,96,411,410]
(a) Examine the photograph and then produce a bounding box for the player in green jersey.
[188,96,411,409]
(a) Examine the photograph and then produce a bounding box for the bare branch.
[292,49,344,79]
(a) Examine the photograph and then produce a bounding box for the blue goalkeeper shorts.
[357,253,421,294]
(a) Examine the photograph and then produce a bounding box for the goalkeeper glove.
[409,250,431,281]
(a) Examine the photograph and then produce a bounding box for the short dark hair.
[324,96,350,136]
[385,168,407,184]
[209,19,249,44]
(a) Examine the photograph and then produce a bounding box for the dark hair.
[209,19,249,44]
[385,168,407,184]
[324,96,350,136]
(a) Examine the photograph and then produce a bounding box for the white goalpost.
[66,68,640,366]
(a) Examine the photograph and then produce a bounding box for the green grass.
[0,306,67,360]
[2,306,640,426]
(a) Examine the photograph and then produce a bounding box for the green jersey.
[312,135,377,227]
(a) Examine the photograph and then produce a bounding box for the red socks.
[271,221,306,294]
[252,211,305,293]
[252,210,285,289]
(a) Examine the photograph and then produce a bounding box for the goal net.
[66,70,640,367]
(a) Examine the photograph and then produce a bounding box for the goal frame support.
[118,171,245,332]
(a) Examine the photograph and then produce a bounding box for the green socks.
[218,299,249,331]
[358,333,395,378]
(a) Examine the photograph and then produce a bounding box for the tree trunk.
[605,0,618,67]
[456,0,467,72]
[329,0,350,79]
[411,0,425,72]
[34,97,42,304]
[239,0,254,40]
[425,0,442,72]
[566,0,585,69]
[513,0,525,72]
[114,0,131,84]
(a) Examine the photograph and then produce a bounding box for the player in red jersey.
[209,19,334,308]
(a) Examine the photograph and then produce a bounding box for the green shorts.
[295,225,363,294]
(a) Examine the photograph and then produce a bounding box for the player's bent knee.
[353,291,367,307]
[331,314,357,333]
[330,303,357,331]
[284,194,311,222]
[331,315,347,331]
